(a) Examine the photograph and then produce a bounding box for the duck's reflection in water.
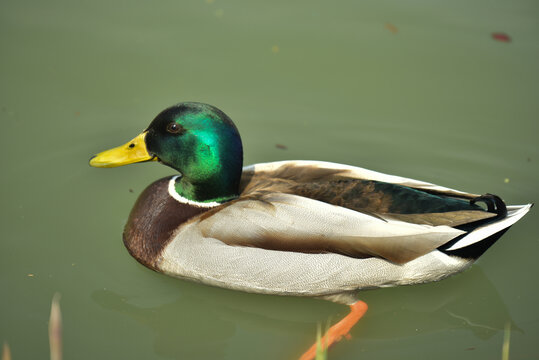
[92,266,516,359]
[358,266,518,341]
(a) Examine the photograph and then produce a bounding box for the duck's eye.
[166,122,183,134]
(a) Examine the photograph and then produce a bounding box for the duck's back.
[239,160,498,227]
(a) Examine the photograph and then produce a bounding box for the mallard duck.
[90,102,531,360]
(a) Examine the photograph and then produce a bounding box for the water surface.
[1,0,538,359]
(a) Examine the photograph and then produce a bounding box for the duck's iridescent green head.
[90,102,243,203]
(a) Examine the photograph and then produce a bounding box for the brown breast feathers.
[123,177,210,270]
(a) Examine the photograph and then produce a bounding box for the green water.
[1,0,538,359]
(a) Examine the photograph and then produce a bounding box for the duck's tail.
[439,201,532,260]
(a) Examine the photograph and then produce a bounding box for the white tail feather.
[445,204,532,251]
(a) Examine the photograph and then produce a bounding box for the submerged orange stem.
[299,300,368,360]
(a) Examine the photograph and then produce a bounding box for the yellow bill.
[89,132,157,168]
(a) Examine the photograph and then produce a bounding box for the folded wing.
[198,193,465,264]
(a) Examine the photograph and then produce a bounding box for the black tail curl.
[470,193,507,218]
[439,194,509,259]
